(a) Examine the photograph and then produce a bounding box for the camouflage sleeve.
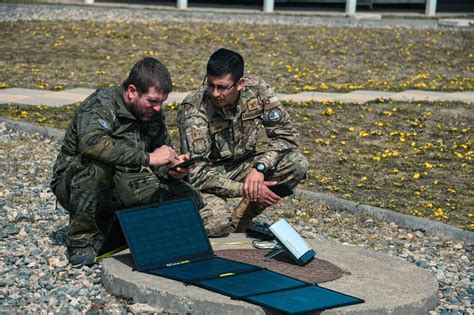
[256,81,300,169]
[178,102,243,198]
[77,101,149,167]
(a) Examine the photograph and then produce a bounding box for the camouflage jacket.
[52,86,171,182]
[178,75,300,198]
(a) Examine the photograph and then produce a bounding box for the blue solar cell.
[116,199,212,271]
[198,269,306,298]
[245,285,364,314]
[148,257,259,282]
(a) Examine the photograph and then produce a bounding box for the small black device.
[245,221,275,241]
[169,155,204,171]
[268,183,294,197]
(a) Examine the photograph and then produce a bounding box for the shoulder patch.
[98,118,111,131]
[247,98,260,111]
[268,108,283,122]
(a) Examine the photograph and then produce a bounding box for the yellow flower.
[447,188,456,193]
[20,111,28,118]
[348,127,355,132]
[358,130,369,137]
[413,173,421,179]
[424,162,433,169]
[322,107,334,116]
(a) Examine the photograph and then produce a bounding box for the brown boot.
[231,197,250,232]
[231,198,265,233]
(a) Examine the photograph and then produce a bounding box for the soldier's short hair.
[207,48,244,83]
[123,58,172,95]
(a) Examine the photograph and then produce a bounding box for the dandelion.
[358,130,369,137]
[322,107,334,116]
[413,173,421,179]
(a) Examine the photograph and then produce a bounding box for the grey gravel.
[1,121,472,314]
[0,2,458,30]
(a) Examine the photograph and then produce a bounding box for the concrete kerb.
[295,189,474,244]
[1,116,472,244]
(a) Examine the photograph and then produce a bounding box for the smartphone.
[169,155,204,171]
[268,183,294,197]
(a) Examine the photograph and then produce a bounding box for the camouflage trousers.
[201,149,308,237]
[51,154,203,248]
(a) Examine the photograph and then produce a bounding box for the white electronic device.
[268,219,316,266]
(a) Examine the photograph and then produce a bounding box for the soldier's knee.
[294,152,309,180]
[205,220,233,238]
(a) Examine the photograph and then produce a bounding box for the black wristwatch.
[253,162,268,174]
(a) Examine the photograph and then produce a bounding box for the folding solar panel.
[112,198,364,314]
[147,257,259,282]
[116,199,213,271]
[197,269,306,298]
[245,285,365,314]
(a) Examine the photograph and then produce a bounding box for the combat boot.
[231,198,265,233]
[67,246,97,267]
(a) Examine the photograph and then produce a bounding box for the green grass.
[1,100,472,231]
[0,20,472,93]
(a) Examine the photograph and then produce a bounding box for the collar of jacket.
[114,86,137,120]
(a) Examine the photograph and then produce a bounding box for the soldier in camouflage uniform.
[178,48,308,237]
[51,58,202,267]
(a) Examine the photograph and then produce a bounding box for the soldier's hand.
[258,184,281,207]
[149,145,178,167]
[243,169,277,202]
[168,153,190,179]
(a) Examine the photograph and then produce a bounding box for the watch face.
[255,163,267,173]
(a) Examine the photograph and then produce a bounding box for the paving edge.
[2,116,472,244]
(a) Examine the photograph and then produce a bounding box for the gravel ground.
[0,123,472,314]
[0,3,449,29]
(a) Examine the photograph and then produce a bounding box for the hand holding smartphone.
[169,155,204,171]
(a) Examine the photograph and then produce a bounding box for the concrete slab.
[12,95,78,107]
[101,233,438,315]
[0,93,30,104]
[165,91,188,104]
[390,90,449,102]
[65,88,96,96]
[0,88,50,96]
[278,92,342,103]
[336,90,395,104]
[446,92,474,104]
[438,19,474,28]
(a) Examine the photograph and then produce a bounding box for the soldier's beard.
[128,101,156,121]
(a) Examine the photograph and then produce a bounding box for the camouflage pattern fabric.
[51,86,202,248]
[178,75,308,236]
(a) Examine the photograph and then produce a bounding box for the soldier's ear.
[236,78,245,92]
[126,84,139,101]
